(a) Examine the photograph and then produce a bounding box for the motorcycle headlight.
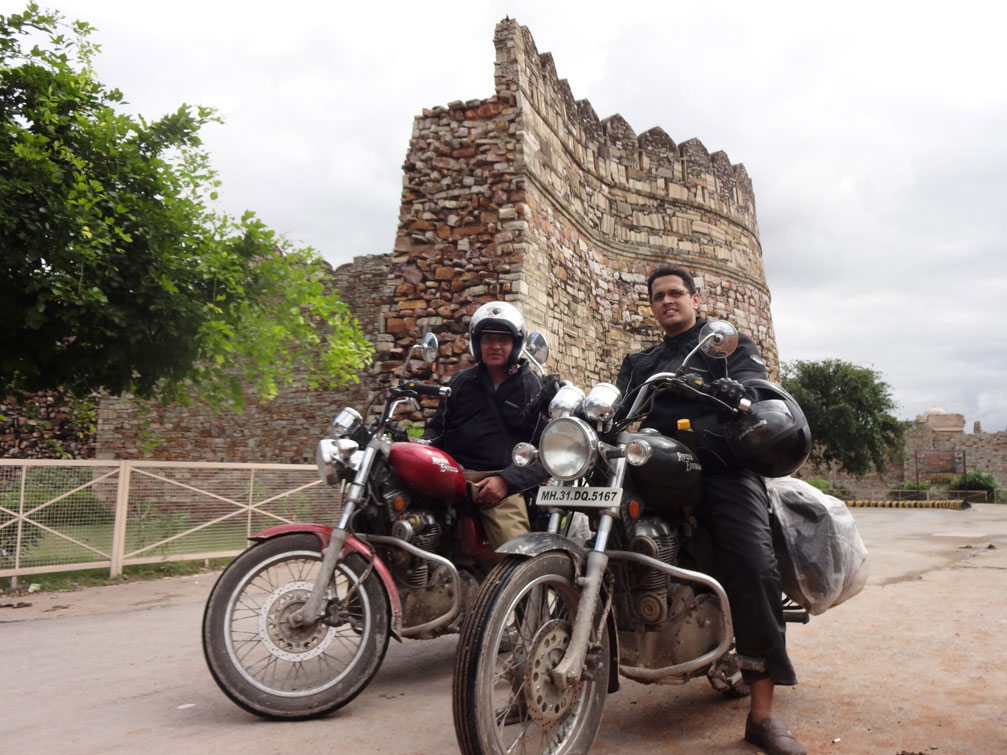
[330,407,363,439]
[549,383,585,419]
[539,416,598,480]
[582,382,622,423]
[316,438,360,485]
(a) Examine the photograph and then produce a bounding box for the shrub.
[948,470,1001,496]
[891,481,931,491]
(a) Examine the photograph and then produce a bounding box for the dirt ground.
[1,505,1005,754]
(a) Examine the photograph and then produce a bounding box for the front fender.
[495,532,588,568]
[250,523,404,639]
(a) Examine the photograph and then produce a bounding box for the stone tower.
[384,18,777,389]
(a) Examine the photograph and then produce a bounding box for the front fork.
[549,457,624,689]
[290,445,378,628]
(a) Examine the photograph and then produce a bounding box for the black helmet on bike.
[725,379,811,478]
[469,301,526,365]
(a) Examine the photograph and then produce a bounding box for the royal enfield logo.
[676,451,701,472]
[430,457,458,474]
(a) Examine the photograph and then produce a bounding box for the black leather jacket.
[422,360,547,492]
[615,318,769,471]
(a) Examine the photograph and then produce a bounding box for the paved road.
[2,506,1006,754]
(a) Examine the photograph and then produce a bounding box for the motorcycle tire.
[453,552,609,755]
[202,533,390,719]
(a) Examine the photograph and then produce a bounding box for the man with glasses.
[615,265,806,755]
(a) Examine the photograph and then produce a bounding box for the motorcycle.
[202,330,551,719]
[451,320,809,754]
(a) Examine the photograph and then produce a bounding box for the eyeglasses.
[651,288,693,302]
[480,332,512,345]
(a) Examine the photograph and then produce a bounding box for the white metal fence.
[0,460,337,580]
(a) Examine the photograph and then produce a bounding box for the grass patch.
[0,557,234,595]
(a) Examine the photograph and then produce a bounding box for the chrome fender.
[495,532,588,566]
[251,523,404,639]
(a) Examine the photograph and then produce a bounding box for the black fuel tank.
[618,428,702,512]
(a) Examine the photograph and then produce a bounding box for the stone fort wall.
[385,19,777,393]
[97,18,777,461]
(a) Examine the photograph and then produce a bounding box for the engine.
[391,511,444,588]
[627,517,679,623]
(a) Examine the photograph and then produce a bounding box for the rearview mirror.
[698,320,739,359]
[420,332,439,363]
[523,331,549,369]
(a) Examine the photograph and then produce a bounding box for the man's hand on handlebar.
[709,377,748,417]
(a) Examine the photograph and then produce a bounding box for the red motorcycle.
[202,332,549,718]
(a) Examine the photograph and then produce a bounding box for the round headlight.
[582,382,622,423]
[549,383,585,419]
[331,407,362,438]
[539,416,598,480]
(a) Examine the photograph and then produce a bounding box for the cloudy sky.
[23,0,1007,431]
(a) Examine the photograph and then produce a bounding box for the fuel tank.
[387,441,467,502]
[618,429,702,512]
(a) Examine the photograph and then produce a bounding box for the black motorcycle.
[451,320,809,755]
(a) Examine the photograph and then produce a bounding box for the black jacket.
[615,318,769,471]
[422,360,547,492]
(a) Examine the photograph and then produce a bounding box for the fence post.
[11,464,27,588]
[110,461,132,577]
[247,468,255,538]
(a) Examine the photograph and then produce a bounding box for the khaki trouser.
[464,470,531,549]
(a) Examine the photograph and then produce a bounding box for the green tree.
[781,359,906,477]
[1,4,372,410]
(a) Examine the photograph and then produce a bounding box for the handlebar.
[393,381,452,398]
[626,371,749,420]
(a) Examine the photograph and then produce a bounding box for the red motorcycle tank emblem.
[388,442,466,502]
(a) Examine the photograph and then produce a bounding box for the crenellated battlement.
[492,18,758,234]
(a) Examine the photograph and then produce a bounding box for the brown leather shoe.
[744,716,807,755]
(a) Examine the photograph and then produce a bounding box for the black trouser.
[696,470,797,686]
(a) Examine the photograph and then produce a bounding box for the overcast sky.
[23,0,1007,432]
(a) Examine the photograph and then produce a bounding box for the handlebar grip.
[398,381,451,398]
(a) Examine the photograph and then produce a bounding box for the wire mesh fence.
[0,460,335,579]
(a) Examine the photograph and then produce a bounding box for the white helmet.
[469,301,526,364]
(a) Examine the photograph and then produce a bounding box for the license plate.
[535,486,621,508]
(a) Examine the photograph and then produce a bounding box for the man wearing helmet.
[423,301,549,550]
[615,266,808,755]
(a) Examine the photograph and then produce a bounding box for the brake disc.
[523,618,581,729]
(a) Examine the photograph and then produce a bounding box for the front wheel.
[202,533,390,718]
[453,552,609,755]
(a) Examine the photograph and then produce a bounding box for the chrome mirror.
[420,332,439,363]
[524,331,549,367]
[698,320,739,359]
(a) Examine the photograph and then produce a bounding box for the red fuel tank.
[387,442,467,502]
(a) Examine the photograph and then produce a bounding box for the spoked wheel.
[202,533,389,718]
[453,552,609,755]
